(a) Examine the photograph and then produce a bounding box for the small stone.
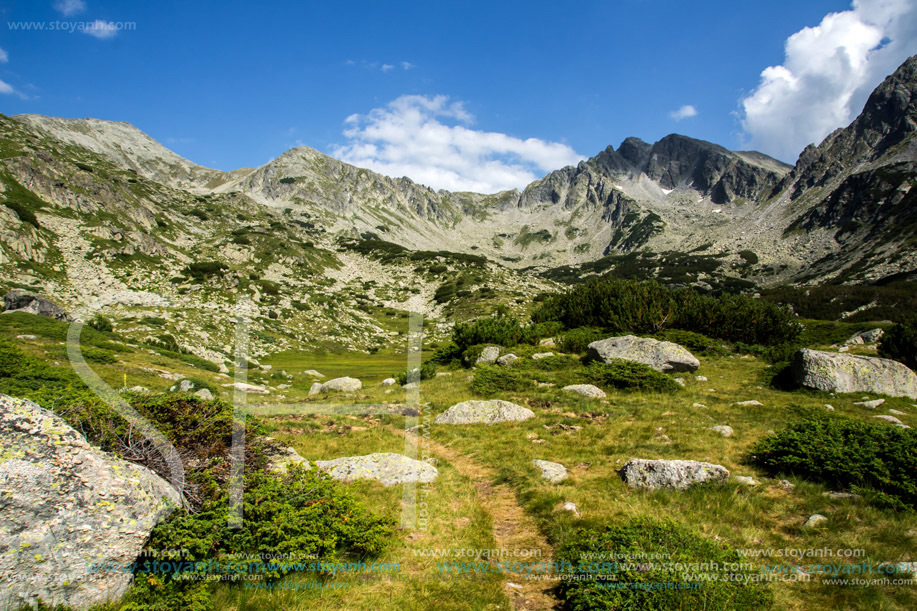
[303,369,324,378]
[562,384,606,399]
[695,375,708,382]
[823,404,835,411]
[308,382,323,396]
[779,479,795,490]
[803,514,828,528]
[674,377,686,387]
[888,409,906,415]
[854,399,885,409]
[733,475,759,486]
[561,501,580,516]
[193,388,213,400]
[734,400,763,406]
[532,459,568,483]
[873,414,905,426]
[496,353,519,367]
[692,403,706,408]
[382,378,396,386]
[711,425,734,437]
[823,491,860,499]
[532,352,555,359]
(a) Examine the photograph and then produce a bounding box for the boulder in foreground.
[2,289,71,321]
[434,400,534,424]
[587,335,700,372]
[792,349,917,399]
[0,394,180,610]
[619,458,729,490]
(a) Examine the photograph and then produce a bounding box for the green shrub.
[739,249,759,265]
[184,261,227,280]
[430,342,463,364]
[525,355,580,371]
[579,360,680,393]
[278,176,297,184]
[452,314,538,352]
[471,366,533,395]
[395,362,438,385]
[654,329,727,356]
[556,327,606,354]
[88,314,113,333]
[556,519,773,611]
[878,316,917,370]
[79,345,117,364]
[749,410,917,510]
[530,320,564,339]
[140,316,167,326]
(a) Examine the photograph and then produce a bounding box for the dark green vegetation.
[580,360,681,393]
[340,238,487,266]
[534,278,800,346]
[451,313,538,352]
[750,410,917,511]
[394,362,438,385]
[878,316,917,369]
[760,280,917,323]
[556,519,773,611]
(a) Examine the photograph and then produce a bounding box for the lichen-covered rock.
[792,349,917,399]
[2,289,71,321]
[303,369,324,378]
[845,328,885,345]
[854,399,885,408]
[562,384,607,399]
[803,514,828,528]
[266,445,311,473]
[307,382,323,395]
[475,346,500,366]
[315,453,437,486]
[434,400,534,425]
[711,425,734,437]
[533,459,568,483]
[619,458,729,490]
[382,378,396,386]
[221,382,269,394]
[532,352,554,359]
[320,377,362,392]
[496,353,519,367]
[587,335,700,372]
[193,388,213,400]
[0,394,180,610]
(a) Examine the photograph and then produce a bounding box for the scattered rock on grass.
[792,349,917,399]
[496,353,519,367]
[854,399,885,409]
[533,459,568,483]
[315,453,437,486]
[803,514,828,528]
[587,335,700,372]
[475,346,500,366]
[382,378,396,386]
[562,384,606,399]
[711,425,734,437]
[619,458,729,490]
[434,400,534,425]
[320,377,362,392]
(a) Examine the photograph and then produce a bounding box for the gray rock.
[619,458,729,490]
[218,363,230,374]
[562,384,607,399]
[561,501,580,516]
[734,400,763,406]
[539,338,556,347]
[888,408,906,415]
[587,335,700,372]
[496,353,519,367]
[733,475,759,486]
[532,352,555,359]
[222,382,269,394]
[179,379,194,392]
[803,514,828,528]
[0,394,180,610]
[303,369,324,378]
[193,388,213,400]
[315,453,437,486]
[2,289,70,321]
[321,377,362,392]
[854,399,885,408]
[402,382,419,390]
[674,377,686,387]
[779,479,795,490]
[267,446,311,474]
[475,346,500,366]
[533,459,568,483]
[845,328,885,345]
[127,385,150,394]
[434,400,534,425]
[16,334,37,340]
[695,375,708,382]
[873,414,905,426]
[308,382,324,396]
[823,404,835,411]
[792,349,917,399]
[711,425,734,437]
[823,491,860,499]
[382,377,397,386]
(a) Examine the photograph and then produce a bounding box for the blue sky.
[1,0,915,192]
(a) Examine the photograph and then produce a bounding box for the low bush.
[579,360,680,393]
[654,329,727,356]
[452,314,538,353]
[556,518,773,610]
[749,410,917,510]
[184,261,227,280]
[87,315,113,333]
[556,327,606,354]
[394,362,438,385]
[878,316,917,370]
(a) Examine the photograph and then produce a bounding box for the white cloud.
[401,61,414,70]
[381,64,394,72]
[740,0,917,161]
[669,105,697,120]
[0,48,7,64]
[0,80,14,95]
[53,0,86,16]
[331,94,585,193]
[83,19,119,39]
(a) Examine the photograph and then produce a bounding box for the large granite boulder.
[317,377,362,393]
[434,400,534,425]
[315,453,437,486]
[792,349,917,399]
[587,335,700,372]
[2,289,71,321]
[619,458,730,490]
[475,346,501,366]
[845,328,885,345]
[0,395,181,609]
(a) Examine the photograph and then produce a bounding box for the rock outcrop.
[562,384,607,399]
[2,289,71,321]
[792,349,917,399]
[588,335,700,372]
[434,400,534,425]
[0,394,181,610]
[619,458,729,490]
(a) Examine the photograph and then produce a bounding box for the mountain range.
[1,55,915,359]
